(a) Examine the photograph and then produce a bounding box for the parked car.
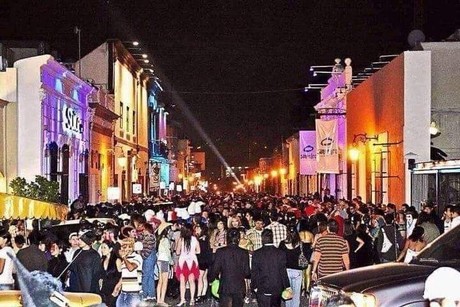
[309,224,460,307]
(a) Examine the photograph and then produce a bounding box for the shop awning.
[0,193,68,220]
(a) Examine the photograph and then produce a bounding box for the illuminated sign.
[62,105,83,136]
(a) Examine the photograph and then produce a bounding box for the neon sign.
[62,105,83,136]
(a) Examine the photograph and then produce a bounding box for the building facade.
[1,55,93,204]
[76,40,149,201]
[346,51,431,205]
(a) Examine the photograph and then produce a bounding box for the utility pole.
[74,26,81,77]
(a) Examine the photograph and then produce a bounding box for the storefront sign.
[62,105,83,136]
[132,183,142,194]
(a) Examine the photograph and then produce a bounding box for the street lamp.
[279,168,287,175]
[117,152,127,168]
[348,147,360,161]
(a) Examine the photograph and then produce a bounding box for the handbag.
[298,242,309,269]
[381,228,393,253]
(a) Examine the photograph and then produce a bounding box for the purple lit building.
[2,55,92,204]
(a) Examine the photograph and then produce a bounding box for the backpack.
[381,228,393,253]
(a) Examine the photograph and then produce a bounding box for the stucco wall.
[14,55,50,182]
[421,42,460,159]
[347,54,406,204]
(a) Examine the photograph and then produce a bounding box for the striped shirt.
[121,253,143,292]
[315,233,349,278]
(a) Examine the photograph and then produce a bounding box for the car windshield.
[414,225,460,265]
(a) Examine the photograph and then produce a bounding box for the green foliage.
[9,176,60,203]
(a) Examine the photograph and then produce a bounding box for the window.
[126,106,130,133]
[120,102,123,129]
[132,111,136,135]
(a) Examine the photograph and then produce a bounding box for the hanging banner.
[316,119,339,173]
[299,130,317,175]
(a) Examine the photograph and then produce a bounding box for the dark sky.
[2,0,459,178]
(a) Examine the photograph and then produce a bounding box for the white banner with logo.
[299,130,317,175]
[315,119,339,173]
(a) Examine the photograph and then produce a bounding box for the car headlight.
[348,292,377,307]
[309,285,339,307]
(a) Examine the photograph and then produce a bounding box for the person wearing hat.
[68,230,104,294]
[424,267,460,306]
[156,221,173,307]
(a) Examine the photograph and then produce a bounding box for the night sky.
[2,1,459,178]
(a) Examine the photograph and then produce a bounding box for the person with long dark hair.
[175,224,201,306]
[100,240,121,307]
[156,222,173,307]
[194,223,212,303]
[279,228,311,307]
[354,224,374,268]
[0,229,14,290]
[397,226,426,263]
[47,241,69,286]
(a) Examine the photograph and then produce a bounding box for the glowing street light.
[279,168,287,175]
[271,170,278,178]
[349,147,360,161]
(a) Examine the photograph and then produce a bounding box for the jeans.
[286,268,303,307]
[116,291,141,307]
[142,251,157,299]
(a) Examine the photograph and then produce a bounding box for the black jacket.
[209,244,250,296]
[251,245,290,295]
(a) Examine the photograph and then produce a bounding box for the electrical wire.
[170,87,306,95]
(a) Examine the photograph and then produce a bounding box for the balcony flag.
[315,119,339,173]
[299,130,317,175]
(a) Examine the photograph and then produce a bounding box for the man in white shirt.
[64,232,80,263]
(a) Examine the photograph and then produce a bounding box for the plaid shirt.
[265,221,287,248]
[247,228,263,251]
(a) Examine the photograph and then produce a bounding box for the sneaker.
[244,296,250,304]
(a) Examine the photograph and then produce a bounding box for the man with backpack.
[376,215,402,262]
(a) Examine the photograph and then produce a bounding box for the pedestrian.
[100,240,121,307]
[0,229,15,290]
[279,228,311,307]
[311,219,350,281]
[209,228,250,307]
[353,224,374,268]
[252,229,291,307]
[195,223,212,303]
[265,212,287,248]
[138,222,157,301]
[156,221,173,307]
[68,230,104,294]
[175,223,200,306]
[114,237,143,307]
[397,226,426,263]
[16,231,48,272]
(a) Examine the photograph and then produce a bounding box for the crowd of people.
[0,191,459,307]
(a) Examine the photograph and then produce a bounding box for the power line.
[170,87,306,95]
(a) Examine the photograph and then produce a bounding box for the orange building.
[346,51,431,205]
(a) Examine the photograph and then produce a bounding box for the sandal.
[190,299,195,306]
